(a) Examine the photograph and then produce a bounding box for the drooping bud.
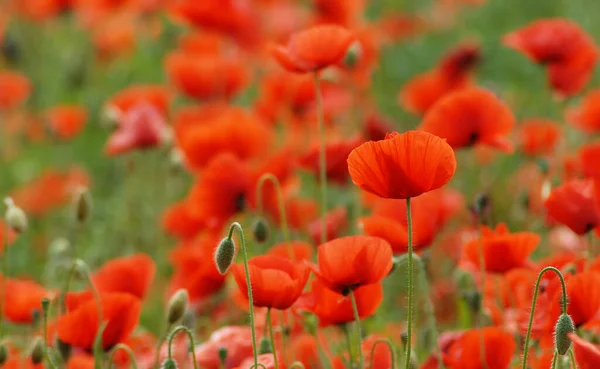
[182,310,195,331]
[400,331,408,348]
[30,336,45,364]
[162,358,178,369]
[0,343,8,365]
[166,289,189,325]
[555,314,575,355]
[218,347,228,366]
[214,237,236,275]
[252,217,269,243]
[72,187,92,224]
[4,197,27,233]
[342,41,362,69]
[258,336,272,354]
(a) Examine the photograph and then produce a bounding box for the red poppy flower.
[104,103,168,156]
[3,278,54,323]
[347,130,456,199]
[544,179,599,235]
[161,201,205,240]
[296,279,383,326]
[460,223,539,274]
[569,333,600,369]
[566,89,600,133]
[271,25,355,73]
[106,84,171,117]
[194,326,256,369]
[557,271,600,327]
[232,255,310,309]
[45,105,87,140]
[580,142,600,179]
[364,113,396,142]
[67,354,95,369]
[518,119,561,156]
[0,71,31,110]
[174,105,274,171]
[310,235,392,294]
[268,241,313,261]
[444,328,516,369]
[547,44,597,97]
[57,292,141,350]
[286,197,319,231]
[164,51,248,101]
[420,87,515,152]
[307,206,348,244]
[92,254,156,300]
[300,136,363,185]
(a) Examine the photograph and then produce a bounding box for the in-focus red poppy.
[174,105,274,171]
[460,223,539,274]
[0,71,31,110]
[518,119,561,156]
[444,328,516,369]
[307,206,348,245]
[268,241,313,261]
[300,136,363,185]
[347,130,456,199]
[271,25,355,73]
[580,142,600,179]
[45,105,87,140]
[544,179,599,235]
[295,279,383,326]
[569,333,600,369]
[231,255,310,309]
[92,254,156,300]
[310,235,392,294]
[3,278,54,323]
[420,87,515,152]
[164,51,249,101]
[399,42,479,115]
[194,326,256,369]
[106,84,171,117]
[57,292,141,350]
[566,89,600,133]
[104,103,168,156]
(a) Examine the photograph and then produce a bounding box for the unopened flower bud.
[162,358,178,369]
[0,343,8,365]
[258,336,272,354]
[555,314,575,355]
[101,105,121,129]
[218,347,227,366]
[342,41,362,69]
[461,290,481,315]
[182,310,195,331]
[252,217,269,243]
[4,197,27,233]
[536,158,550,175]
[166,289,188,325]
[72,187,92,224]
[215,237,236,275]
[30,336,44,365]
[400,331,408,348]
[472,193,490,216]
[56,339,71,361]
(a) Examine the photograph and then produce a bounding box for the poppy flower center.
[469,132,479,145]
[234,193,246,212]
[341,284,360,296]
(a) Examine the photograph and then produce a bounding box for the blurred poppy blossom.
[0,71,31,110]
[93,253,156,300]
[45,105,87,140]
[544,179,599,235]
[518,119,561,156]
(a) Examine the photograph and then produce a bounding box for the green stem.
[267,309,279,369]
[475,221,488,369]
[404,197,413,369]
[569,348,577,369]
[0,226,8,337]
[255,173,293,258]
[551,351,558,369]
[167,326,198,369]
[108,344,138,369]
[279,311,292,364]
[369,339,395,369]
[313,72,328,245]
[521,267,569,369]
[311,326,332,369]
[41,298,59,369]
[227,222,258,368]
[349,290,365,368]
[153,327,168,369]
[342,324,355,368]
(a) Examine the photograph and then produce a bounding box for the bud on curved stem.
[166,289,189,325]
[521,267,569,369]
[108,343,139,369]
[255,173,293,258]
[167,326,198,369]
[215,237,236,275]
[72,187,92,225]
[555,314,575,356]
[4,197,28,233]
[30,337,45,365]
[369,339,396,369]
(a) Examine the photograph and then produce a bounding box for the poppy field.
[4,0,600,369]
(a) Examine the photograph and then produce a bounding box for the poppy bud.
[49,237,71,258]
[400,331,408,348]
[162,358,178,369]
[41,298,50,314]
[409,351,419,369]
[555,314,575,355]
[258,336,272,354]
[215,237,236,275]
[342,41,362,69]
[252,217,269,243]
[454,268,474,289]
[166,289,188,325]
[218,347,227,366]
[169,148,186,172]
[536,158,550,175]
[472,193,490,216]
[0,343,8,365]
[56,339,71,361]
[72,187,92,224]
[182,310,195,331]
[101,106,121,129]
[461,290,481,315]
[4,197,27,233]
[30,336,44,365]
